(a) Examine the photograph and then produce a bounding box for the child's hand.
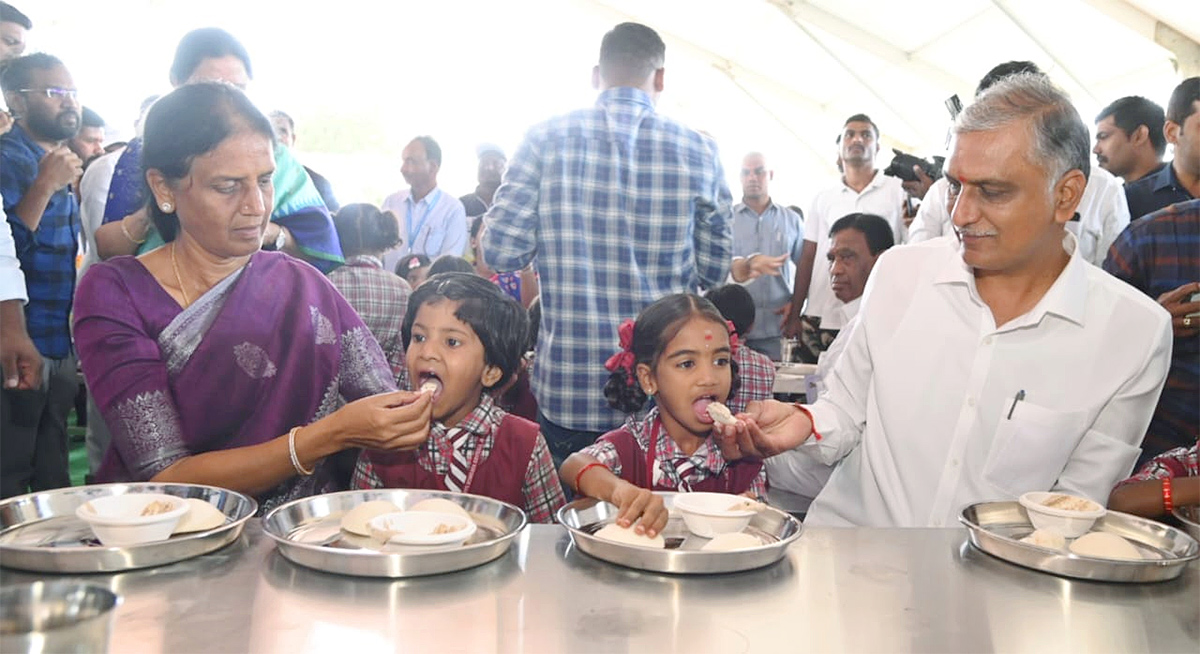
[610,481,668,537]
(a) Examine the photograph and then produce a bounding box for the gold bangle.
[120,219,147,245]
[288,427,315,476]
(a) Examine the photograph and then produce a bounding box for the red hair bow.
[604,318,637,382]
[726,320,739,354]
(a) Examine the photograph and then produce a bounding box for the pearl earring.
[161,202,173,213]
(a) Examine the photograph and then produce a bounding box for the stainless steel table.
[2,522,1197,653]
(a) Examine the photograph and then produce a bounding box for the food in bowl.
[171,498,227,534]
[701,532,762,551]
[1018,491,1106,538]
[1068,531,1143,560]
[672,492,757,538]
[593,522,665,549]
[1041,494,1102,512]
[339,500,403,536]
[76,493,190,546]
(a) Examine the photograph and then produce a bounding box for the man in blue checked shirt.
[481,22,733,467]
[0,53,82,497]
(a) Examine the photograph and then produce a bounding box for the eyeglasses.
[18,88,78,102]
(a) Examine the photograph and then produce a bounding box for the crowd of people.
[0,5,1196,530]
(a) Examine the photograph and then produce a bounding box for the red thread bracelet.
[793,403,822,441]
[1162,477,1174,514]
[574,462,607,492]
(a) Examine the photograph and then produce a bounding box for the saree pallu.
[74,251,396,513]
[101,139,345,273]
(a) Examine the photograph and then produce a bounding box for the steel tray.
[261,489,527,578]
[556,493,802,574]
[1173,505,1200,543]
[960,500,1199,583]
[0,483,256,573]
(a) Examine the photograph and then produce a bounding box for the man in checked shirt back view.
[481,22,733,468]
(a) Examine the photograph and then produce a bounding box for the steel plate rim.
[260,489,528,577]
[555,492,802,574]
[0,482,257,573]
[958,500,1199,582]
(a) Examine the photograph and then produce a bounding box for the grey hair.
[954,72,1090,190]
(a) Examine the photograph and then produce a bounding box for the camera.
[883,149,945,183]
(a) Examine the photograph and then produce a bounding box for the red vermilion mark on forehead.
[704,332,713,340]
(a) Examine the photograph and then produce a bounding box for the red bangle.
[573,462,607,493]
[1162,477,1174,514]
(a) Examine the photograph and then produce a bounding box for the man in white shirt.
[719,73,1172,528]
[908,62,1130,266]
[782,114,905,360]
[381,135,468,272]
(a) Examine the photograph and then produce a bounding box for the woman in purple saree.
[74,84,432,513]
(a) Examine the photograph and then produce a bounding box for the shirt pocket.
[982,399,1088,498]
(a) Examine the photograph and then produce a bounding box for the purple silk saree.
[74,251,396,512]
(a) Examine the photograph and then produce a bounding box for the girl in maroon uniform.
[560,294,766,538]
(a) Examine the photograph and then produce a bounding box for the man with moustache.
[0,53,83,497]
[381,135,467,272]
[719,74,1171,527]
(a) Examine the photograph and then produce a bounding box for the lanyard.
[406,189,442,250]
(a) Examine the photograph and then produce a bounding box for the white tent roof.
[36,0,1200,206]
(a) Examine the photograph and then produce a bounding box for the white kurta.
[798,233,1171,527]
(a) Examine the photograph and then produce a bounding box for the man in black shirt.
[1124,77,1198,220]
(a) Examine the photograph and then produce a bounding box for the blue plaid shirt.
[1,124,80,359]
[481,87,733,431]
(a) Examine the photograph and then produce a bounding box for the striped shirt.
[1,124,80,359]
[481,86,733,431]
[1102,199,1200,465]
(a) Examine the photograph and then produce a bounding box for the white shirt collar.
[932,230,1088,329]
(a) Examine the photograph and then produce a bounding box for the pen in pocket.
[1007,390,1026,420]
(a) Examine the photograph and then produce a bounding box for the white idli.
[171,498,227,534]
[340,500,403,536]
[594,523,665,549]
[1019,528,1066,551]
[701,532,761,551]
[408,498,472,521]
[1069,531,1143,560]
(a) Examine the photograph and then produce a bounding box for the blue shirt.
[1124,162,1194,221]
[380,187,468,272]
[731,201,804,342]
[481,87,733,431]
[1102,198,1200,465]
[1,124,80,359]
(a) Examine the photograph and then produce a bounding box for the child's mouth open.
[417,372,444,402]
[692,395,718,424]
